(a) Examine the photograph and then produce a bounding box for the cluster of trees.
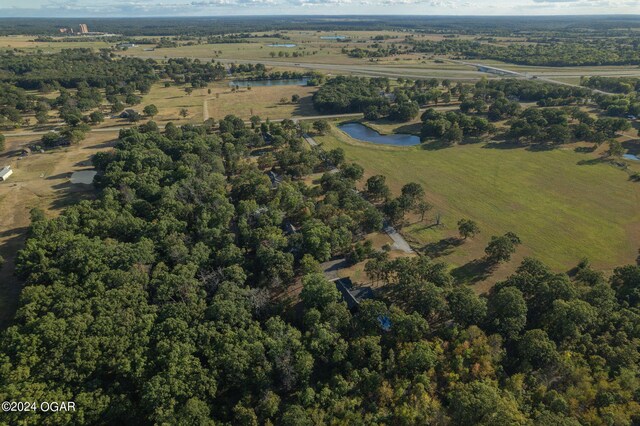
[161,58,227,87]
[363,97,420,122]
[362,176,432,227]
[314,76,447,122]
[593,93,640,119]
[342,43,406,58]
[0,49,159,128]
[1,111,639,425]
[0,49,157,91]
[0,83,38,128]
[506,107,631,146]
[313,76,389,114]
[410,38,640,66]
[582,76,640,94]
[476,79,590,107]
[420,108,495,144]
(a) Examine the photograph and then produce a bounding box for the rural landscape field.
[0,13,639,425]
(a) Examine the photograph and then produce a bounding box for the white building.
[0,166,13,181]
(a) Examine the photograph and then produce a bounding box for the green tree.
[89,111,104,124]
[312,120,330,135]
[485,232,521,263]
[443,122,463,145]
[365,175,390,201]
[487,286,528,339]
[448,285,487,327]
[415,200,433,222]
[449,381,526,426]
[143,104,159,118]
[399,182,425,211]
[607,140,624,157]
[517,329,558,369]
[457,218,480,240]
[300,273,341,311]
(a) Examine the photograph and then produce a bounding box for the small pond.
[268,43,297,47]
[229,78,309,87]
[623,153,640,161]
[338,123,420,146]
[70,170,97,185]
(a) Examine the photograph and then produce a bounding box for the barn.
[0,166,13,181]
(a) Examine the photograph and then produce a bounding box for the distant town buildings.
[58,24,100,36]
[116,43,137,49]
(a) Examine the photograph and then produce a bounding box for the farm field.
[318,122,640,288]
[0,133,115,327]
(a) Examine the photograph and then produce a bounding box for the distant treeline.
[410,38,640,66]
[1,16,640,37]
[582,76,640,94]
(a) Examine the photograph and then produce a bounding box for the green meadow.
[318,124,640,278]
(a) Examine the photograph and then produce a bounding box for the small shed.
[0,166,13,181]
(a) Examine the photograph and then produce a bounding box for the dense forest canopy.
[0,49,157,90]
[409,38,640,66]
[0,115,639,424]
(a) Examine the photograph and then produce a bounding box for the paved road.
[458,60,621,96]
[127,54,487,81]
[303,134,318,147]
[320,258,348,280]
[384,224,414,254]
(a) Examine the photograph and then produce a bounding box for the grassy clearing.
[140,83,207,124]
[318,123,640,287]
[207,84,318,121]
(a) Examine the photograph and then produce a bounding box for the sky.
[0,0,638,17]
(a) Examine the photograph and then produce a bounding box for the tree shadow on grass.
[451,258,498,284]
[421,140,452,151]
[482,141,523,150]
[574,145,597,153]
[622,139,640,156]
[394,123,422,135]
[577,157,605,166]
[420,237,463,258]
[526,143,556,152]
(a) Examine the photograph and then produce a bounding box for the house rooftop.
[334,277,374,310]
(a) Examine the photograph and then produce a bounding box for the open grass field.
[207,84,317,120]
[0,133,115,327]
[318,122,640,289]
[140,83,207,124]
[0,35,112,52]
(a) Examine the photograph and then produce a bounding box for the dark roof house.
[334,277,374,310]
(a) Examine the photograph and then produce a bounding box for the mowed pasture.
[140,83,207,124]
[207,84,318,120]
[318,123,640,286]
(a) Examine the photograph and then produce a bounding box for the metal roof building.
[0,166,13,181]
